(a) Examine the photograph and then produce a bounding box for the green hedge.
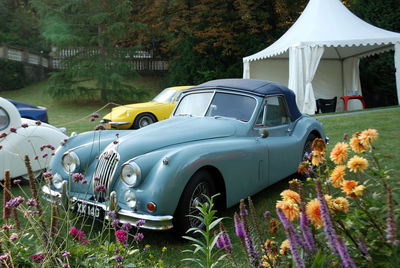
[0,58,26,91]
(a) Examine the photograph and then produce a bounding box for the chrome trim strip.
[41,186,174,230]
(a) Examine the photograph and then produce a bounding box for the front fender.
[128,137,263,215]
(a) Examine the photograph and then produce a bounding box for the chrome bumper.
[42,184,173,230]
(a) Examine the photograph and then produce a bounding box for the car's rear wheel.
[132,113,156,129]
[174,170,216,236]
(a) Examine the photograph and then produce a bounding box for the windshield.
[152,88,178,103]
[174,91,256,122]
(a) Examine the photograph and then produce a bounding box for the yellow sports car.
[101,86,194,129]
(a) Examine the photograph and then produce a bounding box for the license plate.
[73,201,105,220]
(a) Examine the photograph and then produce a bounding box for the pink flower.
[69,226,86,242]
[94,184,107,193]
[115,229,127,244]
[35,120,42,125]
[13,179,21,184]
[91,113,99,119]
[113,140,118,144]
[9,233,18,242]
[30,253,45,263]
[26,198,38,207]
[82,179,87,184]
[21,123,29,128]
[62,251,71,257]
[72,173,84,183]
[94,124,106,130]
[134,233,144,243]
[10,127,16,133]
[42,153,48,158]
[2,224,14,231]
[34,155,39,160]
[0,132,7,138]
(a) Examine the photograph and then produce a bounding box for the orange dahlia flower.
[330,142,349,164]
[312,151,325,166]
[312,138,326,152]
[330,165,346,188]
[280,189,300,203]
[276,200,300,222]
[347,155,368,173]
[342,180,365,198]
[280,240,290,255]
[332,197,349,213]
[306,199,323,229]
[350,132,368,153]
[359,129,378,147]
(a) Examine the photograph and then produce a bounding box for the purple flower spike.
[277,208,306,268]
[234,213,245,239]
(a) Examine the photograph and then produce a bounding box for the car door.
[254,95,299,185]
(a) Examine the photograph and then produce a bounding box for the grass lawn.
[0,75,167,134]
[1,80,399,266]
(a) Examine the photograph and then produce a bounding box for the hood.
[103,102,168,120]
[114,117,237,157]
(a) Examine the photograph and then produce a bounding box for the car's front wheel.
[174,170,216,235]
[133,113,156,129]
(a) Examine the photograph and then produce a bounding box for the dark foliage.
[0,59,26,91]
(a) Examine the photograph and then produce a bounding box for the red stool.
[340,96,366,111]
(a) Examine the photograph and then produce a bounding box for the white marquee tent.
[243,0,400,114]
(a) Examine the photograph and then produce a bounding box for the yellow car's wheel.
[133,113,157,129]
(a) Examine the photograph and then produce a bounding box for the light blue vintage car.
[42,79,326,233]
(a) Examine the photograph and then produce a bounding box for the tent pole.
[395,43,400,105]
[341,59,345,96]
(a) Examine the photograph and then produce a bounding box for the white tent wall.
[244,55,363,113]
[243,0,400,114]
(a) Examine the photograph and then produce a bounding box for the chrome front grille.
[93,149,119,198]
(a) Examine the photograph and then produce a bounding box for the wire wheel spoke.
[188,182,210,228]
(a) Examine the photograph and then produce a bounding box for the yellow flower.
[359,129,378,147]
[276,200,300,222]
[312,138,326,152]
[280,189,300,203]
[347,155,368,173]
[324,194,334,211]
[330,142,349,164]
[353,185,365,197]
[280,240,290,255]
[332,197,349,213]
[329,165,346,188]
[350,132,368,153]
[312,151,325,166]
[306,199,323,229]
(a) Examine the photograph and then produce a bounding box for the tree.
[350,0,400,107]
[32,0,146,102]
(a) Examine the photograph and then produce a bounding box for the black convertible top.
[187,79,302,121]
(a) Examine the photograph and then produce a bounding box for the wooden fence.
[0,44,169,72]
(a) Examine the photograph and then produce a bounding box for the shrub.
[0,59,26,91]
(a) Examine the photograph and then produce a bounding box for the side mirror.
[259,128,269,138]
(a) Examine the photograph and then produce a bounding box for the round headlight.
[125,191,137,208]
[120,162,141,187]
[52,173,64,189]
[62,151,80,174]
